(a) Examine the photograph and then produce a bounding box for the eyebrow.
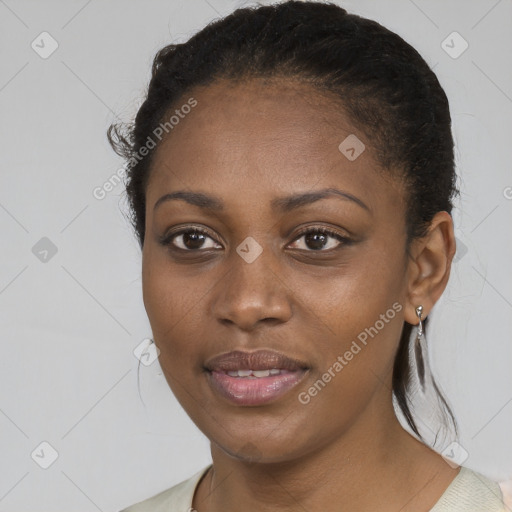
[153,187,371,214]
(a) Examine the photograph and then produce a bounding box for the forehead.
[152,77,363,164]
[146,77,403,213]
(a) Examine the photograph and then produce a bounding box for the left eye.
[288,228,349,251]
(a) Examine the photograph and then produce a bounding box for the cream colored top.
[120,465,507,511]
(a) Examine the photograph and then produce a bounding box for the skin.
[141,77,458,511]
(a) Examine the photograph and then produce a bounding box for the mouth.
[204,349,310,406]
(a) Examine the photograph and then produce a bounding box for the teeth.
[253,370,270,377]
[225,369,282,377]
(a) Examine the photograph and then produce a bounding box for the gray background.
[0,0,511,510]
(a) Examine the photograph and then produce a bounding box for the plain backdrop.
[0,0,511,510]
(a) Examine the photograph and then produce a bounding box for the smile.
[225,369,287,377]
[204,350,310,406]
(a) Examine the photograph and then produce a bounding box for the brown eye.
[288,227,349,251]
[162,228,222,251]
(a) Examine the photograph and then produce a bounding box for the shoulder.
[119,466,211,512]
[431,466,507,511]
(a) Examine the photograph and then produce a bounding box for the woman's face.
[142,78,412,462]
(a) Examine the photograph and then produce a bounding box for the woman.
[109,1,507,510]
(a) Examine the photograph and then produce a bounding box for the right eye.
[160,227,223,252]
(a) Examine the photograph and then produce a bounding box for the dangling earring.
[410,306,457,447]
[414,305,427,392]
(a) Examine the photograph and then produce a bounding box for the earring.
[414,305,426,392]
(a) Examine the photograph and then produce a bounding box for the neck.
[194,388,459,512]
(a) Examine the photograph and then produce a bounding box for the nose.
[211,244,293,331]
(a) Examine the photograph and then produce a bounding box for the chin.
[206,419,325,466]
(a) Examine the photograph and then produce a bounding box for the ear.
[404,211,456,325]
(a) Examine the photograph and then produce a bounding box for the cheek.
[297,258,402,334]
[294,257,405,377]
[296,276,404,427]
[142,252,202,368]
[143,247,192,324]
[142,264,202,404]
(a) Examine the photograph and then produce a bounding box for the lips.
[205,349,308,372]
[204,349,309,406]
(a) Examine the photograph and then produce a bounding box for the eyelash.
[159,225,351,253]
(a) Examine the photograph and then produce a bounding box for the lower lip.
[207,370,307,406]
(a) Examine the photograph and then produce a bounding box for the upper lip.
[205,349,309,372]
